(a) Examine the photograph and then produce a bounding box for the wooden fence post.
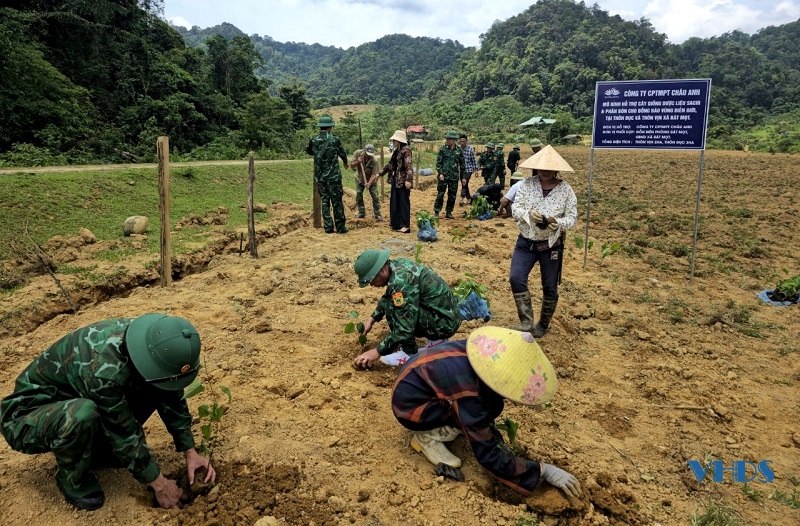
[157,136,171,287]
[247,151,258,257]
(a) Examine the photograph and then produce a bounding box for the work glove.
[547,221,559,231]
[529,210,543,224]
[540,463,582,499]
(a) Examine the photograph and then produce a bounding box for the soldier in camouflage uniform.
[349,143,383,221]
[306,115,349,234]
[434,130,466,219]
[478,143,499,185]
[0,315,215,511]
[495,142,506,189]
[352,249,462,369]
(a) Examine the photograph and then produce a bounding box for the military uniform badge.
[392,292,405,307]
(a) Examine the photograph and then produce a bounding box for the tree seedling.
[415,243,423,263]
[183,372,231,463]
[768,269,800,302]
[574,235,594,251]
[416,210,439,229]
[601,241,621,258]
[452,273,489,306]
[451,226,468,243]
[466,194,494,219]
[344,310,367,348]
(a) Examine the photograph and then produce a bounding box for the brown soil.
[1,148,798,526]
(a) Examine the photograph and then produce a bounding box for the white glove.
[529,210,543,224]
[547,221,559,231]
[540,463,582,498]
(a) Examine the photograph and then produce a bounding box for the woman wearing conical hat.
[391,327,581,501]
[509,146,578,337]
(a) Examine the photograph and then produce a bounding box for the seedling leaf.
[220,385,232,403]
[344,322,356,334]
[349,310,359,319]
[198,404,210,418]
[183,380,205,399]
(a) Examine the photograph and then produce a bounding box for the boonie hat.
[497,142,505,148]
[390,130,408,144]
[510,172,524,183]
[518,145,574,172]
[354,249,390,288]
[466,327,557,406]
[444,130,459,139]
[485,142,495,149]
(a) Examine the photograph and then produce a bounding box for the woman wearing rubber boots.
[509,146,577,337]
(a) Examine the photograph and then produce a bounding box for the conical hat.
[518,145,574,172]
[466,327,558,406]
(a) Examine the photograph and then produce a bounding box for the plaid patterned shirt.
[391,341,542,495]
[462,145,478,175]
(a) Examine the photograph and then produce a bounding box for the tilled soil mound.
[0,149,798,526]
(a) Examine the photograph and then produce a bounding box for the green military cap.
[126,314,201,391]
[513,145,520,150]
[316,115,336,128]
[497,143,505,148]
[530,138,545,148]
[485,142,495,149]
[354,249,390,288]
[444,130,459,139]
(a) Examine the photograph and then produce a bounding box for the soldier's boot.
[531,296,559,338]
[410,429,462,468]
[509,291,535,332]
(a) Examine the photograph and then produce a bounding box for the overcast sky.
[164,0,800,48]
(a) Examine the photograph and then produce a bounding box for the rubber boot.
[531,296,559,338]
[410,429,462,468]
[509,291,535,332]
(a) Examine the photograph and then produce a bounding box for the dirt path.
[0,148,798,526]
[0,159,306,175]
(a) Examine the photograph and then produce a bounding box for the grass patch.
[770,487,800,509]
[690,497,739,526]
[0,161,312,261]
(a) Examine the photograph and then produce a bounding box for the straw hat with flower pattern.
[518,145,574,172]
[466,327,558,406]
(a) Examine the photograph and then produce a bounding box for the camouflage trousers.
[1,394,158,498]
[355,177,382,219]
[498,169,506,189]
[434,177,459,215]
[318,178,347,233]
[377,296,462,354]
[483,172,497,186]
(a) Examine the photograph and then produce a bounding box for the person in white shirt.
[508,147,578,337]
[498,172,525,217]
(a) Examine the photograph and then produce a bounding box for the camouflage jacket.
[371,259,461,355]
[478,151,499,173]
[0,319,194,484]
[306,132,348,182]
[495,150,505,175]
[435,144,466,181]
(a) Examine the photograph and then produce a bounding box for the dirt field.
[0,148,798,526]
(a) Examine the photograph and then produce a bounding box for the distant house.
[519,116,557,127]
[406,125,429,139]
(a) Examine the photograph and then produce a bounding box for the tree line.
[1,0,798,167]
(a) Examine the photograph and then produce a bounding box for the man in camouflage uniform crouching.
[0,315,215,510]
[352,249,462,368]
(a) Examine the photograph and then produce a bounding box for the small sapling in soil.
[344,310,368,348]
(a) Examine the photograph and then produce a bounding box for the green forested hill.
[2,0,799,166]
[176,28,467,105]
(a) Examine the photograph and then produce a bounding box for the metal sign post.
[587,78,712,281]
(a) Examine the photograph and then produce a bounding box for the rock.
[542,516,559,526]
[570,306,592,319]
[78,228,97,244]
[328,496,347,513]
[123,216,149,236]
[326,436,341,447]
[254,203,269,213]
[792,433,800,446]
[634,330,651,341]
[388,493,405,506]
[252,321,272,333]
[286,386,305,399]
[348,293,364,304]
[254,517,280,526]
[207,485,220,503]
[357,489,371,502]
[330,379,341,389]
[595,309,613,321]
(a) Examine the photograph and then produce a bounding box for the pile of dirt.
[0,149,798,526]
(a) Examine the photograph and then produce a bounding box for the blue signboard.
[592,79,711,150]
